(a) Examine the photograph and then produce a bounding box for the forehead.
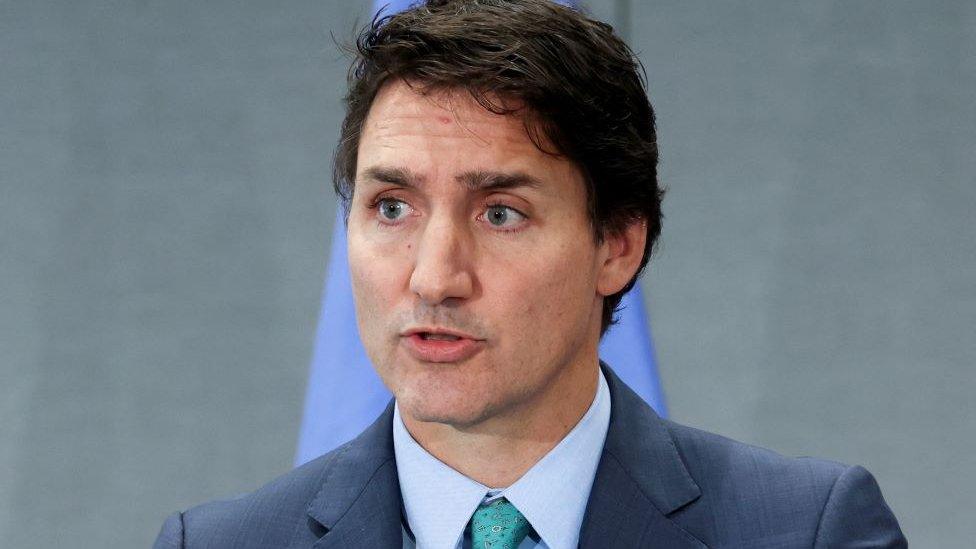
[363,81,530,145]
[356,80,581,187]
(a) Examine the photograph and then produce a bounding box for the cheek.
[348,234,409,331]
[347,233,416,388]
[489,238,598,333]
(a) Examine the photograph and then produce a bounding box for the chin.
[396,383,496,428]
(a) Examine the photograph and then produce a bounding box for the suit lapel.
[300,365,706,548]
[578,365,707,548]
[305,400,404,549]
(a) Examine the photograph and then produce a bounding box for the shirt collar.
[393,367,612,549]
[393,405,489,548]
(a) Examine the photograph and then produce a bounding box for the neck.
[400,355,601,488]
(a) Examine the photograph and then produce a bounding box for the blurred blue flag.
[295,0,666,466]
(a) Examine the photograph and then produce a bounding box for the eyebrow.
[359,166,424,188]
[359,166,543,192]
[457,170,543,191]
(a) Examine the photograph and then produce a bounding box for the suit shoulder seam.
[811,464,849,547]
[178,510,186,548]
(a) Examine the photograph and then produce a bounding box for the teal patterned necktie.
[468,497,534,549]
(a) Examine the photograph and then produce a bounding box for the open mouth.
[402,328,483,362]
[418,332,462,341]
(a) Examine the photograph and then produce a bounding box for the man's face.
[347,80,612,428]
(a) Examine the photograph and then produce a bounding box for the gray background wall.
[2,0,972,546]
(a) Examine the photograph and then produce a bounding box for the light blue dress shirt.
[394,368,612,549]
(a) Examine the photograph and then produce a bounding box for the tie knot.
[469,497,534,549]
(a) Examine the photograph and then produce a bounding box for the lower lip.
[401,334,484,363]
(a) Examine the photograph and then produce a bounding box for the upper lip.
[401,326,483,341]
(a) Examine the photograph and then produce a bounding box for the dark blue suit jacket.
[154,365,906,548]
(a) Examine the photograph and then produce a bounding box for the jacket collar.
[578,363,705,548]
[305,363,705,548]
[305,400,403,549]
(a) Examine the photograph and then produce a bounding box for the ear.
[596,219,648,297]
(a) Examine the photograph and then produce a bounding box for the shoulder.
[664,418,848,497]
[597,365,905,546]
[660,420,906,547]
[153,446,347,549]
[153,401,398,548]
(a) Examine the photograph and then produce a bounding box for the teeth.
[422,333,460,341]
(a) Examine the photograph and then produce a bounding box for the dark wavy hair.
[334,0,664,335]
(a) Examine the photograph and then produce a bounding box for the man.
[155,1,906,547]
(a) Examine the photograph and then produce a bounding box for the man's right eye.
[376,198,412,222]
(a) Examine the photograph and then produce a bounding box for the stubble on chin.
[396,365,540,433]
[393,371,492,429]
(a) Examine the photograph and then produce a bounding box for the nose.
[409,216,475,305]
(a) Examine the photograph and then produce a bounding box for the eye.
[482,205,526,229]
[375,198,413,222]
